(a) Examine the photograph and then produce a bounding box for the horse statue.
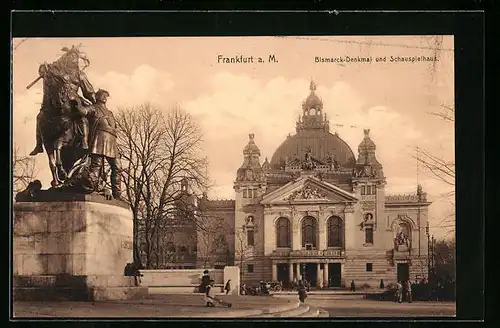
[28,45,96,189]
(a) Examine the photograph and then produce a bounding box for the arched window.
[276,217,291,248]
[327,216,344,247]
[301,216,317,248]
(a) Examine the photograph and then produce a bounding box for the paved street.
[13,293,456,319]
[12,294,298,318]
[279,295,456,318]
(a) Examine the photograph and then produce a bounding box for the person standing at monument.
[298,280,307,303]
[199,270,210,293]
[350,280,356,292]
[394,281,403,303]
[224,279,231,294]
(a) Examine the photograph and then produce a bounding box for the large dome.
[269,80,356,168]
[270,129,356,168]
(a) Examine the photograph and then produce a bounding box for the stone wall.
[140,269,224,286]
[138,268,245,294]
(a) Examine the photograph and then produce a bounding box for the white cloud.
[90,64,175,109]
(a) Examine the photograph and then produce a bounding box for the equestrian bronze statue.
[26,45,121,199]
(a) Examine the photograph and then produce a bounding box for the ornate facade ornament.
[361,201,376,210]
[394,231,410,251]
[359,212,375,230]
[354,165,378,178]
[284,185,326,201]
[301,148,317,170]
[344,204,355,213]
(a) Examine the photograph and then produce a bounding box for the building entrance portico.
[272,258,344,288]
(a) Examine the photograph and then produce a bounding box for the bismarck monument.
[13,45,147,301]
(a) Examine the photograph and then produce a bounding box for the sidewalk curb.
[191,300,301,318]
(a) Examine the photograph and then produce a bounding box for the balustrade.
[271,248,344,258]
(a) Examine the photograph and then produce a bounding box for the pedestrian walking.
[379,279,385,289]
[394,281,403,303]
[350,280,356,292]
[224,279,231,295]
[404,280,413,303]
[298,281,307,303]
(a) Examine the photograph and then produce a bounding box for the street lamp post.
[426,221,430,278]
[431,235,436,275]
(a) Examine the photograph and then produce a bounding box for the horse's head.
[59,44,90,71]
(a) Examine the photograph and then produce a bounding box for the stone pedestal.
[13,192,148,301]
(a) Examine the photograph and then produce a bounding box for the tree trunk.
[132,216,142,267]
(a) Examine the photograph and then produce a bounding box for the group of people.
[394,280,413,303]
[403,276,455,302]
[200,270,233,307]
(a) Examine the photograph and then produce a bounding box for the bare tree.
[432,238,456,282]
[234,224,258,282]
[116,104,209,268]
[414,104,455,235]
[417,104,455,189]
[13,144,38,192]
[196,212,233,269]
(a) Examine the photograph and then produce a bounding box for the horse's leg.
[46,149,61,187]
[54,141,68,181]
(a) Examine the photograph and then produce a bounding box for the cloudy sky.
[12,36,454,238]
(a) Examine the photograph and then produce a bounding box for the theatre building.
[201,81,431,288]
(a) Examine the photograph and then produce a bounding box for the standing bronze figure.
[78,89,122,199]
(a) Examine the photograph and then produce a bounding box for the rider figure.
[30,46,96,156]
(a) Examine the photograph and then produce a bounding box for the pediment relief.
[261,176,357,205]
[283,185,327,201]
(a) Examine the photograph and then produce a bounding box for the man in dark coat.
[298,281,307,303]
[225,279,231,294]
[199,270,210,293]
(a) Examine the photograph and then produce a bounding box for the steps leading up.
[246,302,328,318]
[296,305,320,317]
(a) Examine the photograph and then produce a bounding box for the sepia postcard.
[12,35,456,319]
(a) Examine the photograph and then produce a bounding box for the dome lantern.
[297,80,329,133]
